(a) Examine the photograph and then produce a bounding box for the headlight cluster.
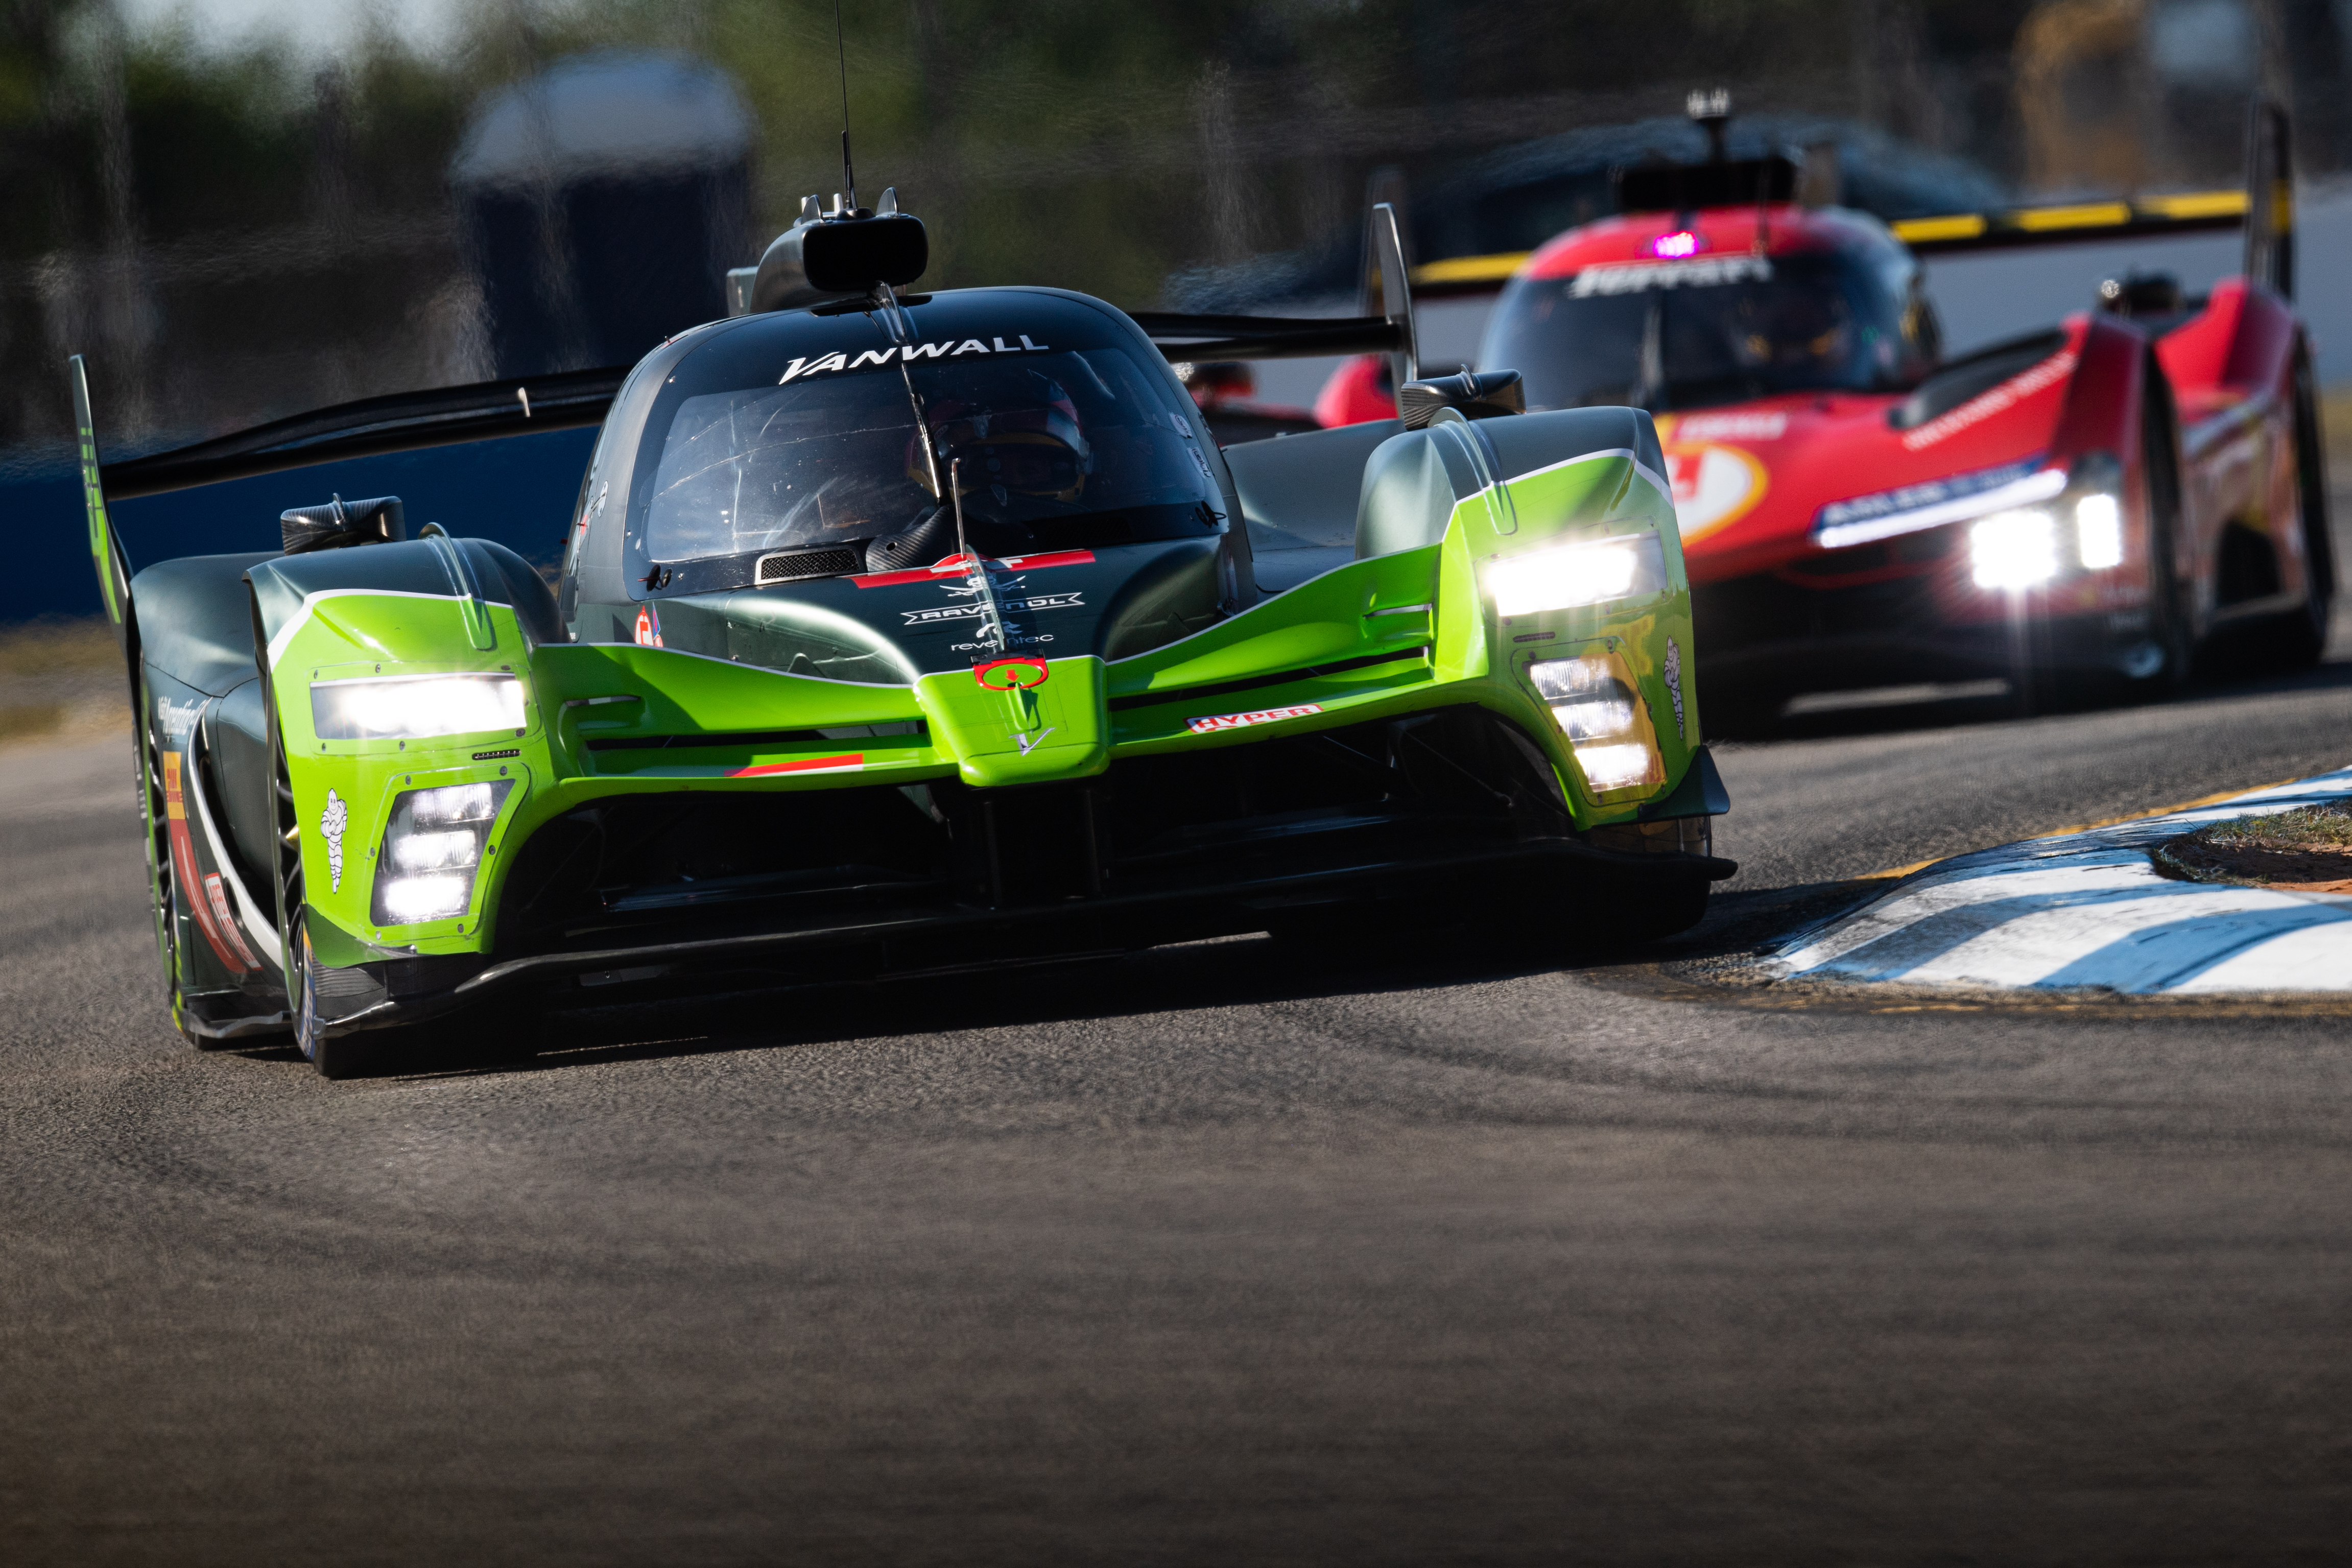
[1486,533,1666,617]
[1529,655,1664,793]
[313,673,526,742]
[1968,492,2125,590]
[371,780,512,925]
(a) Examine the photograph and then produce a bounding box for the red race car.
[1321,100,2331,720]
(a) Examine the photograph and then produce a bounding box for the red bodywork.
[1319,203,2326,697]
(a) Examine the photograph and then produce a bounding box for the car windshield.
[642,346,1222,567]
[1480,251,1914,412]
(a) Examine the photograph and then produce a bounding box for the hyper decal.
[1186,703,1325,734]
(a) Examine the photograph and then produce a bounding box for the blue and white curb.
[1770,769,2352,994]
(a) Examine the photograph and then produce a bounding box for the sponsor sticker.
[779,335,1054,385]
[1669,410,1788,443]
[1814,457,2042,532]
[1663,637,1686,739]
[1899,350,2077,451]
[155,696,204,740]
[1570,255,1773,296]
[202,873,260,970]
[1186,703,1325,735]
[471,748,521,761]
[902,590,1082,626]
[633,603,663,648]
[320,789,347,893]
[1664,443,1769,541]
[161,751,256,975]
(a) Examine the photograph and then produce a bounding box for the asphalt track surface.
[8,660,2352,1565]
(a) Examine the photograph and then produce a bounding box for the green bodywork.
[259,439,1698,973]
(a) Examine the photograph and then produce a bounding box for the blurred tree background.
[1,0,2343,457]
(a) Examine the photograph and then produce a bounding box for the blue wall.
[8,425,599,622]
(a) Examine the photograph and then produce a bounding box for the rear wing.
[1405,98,2297,301]
[1136,201,1419,381]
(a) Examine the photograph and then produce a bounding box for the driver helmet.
[907,372,1091,505]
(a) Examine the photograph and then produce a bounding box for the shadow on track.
[1710,655,2352,745]
[238,899,1842,1085]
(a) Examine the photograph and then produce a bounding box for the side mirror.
[281,494,403,555]
[1398,369,1525,429]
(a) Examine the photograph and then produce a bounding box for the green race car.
[76,198,1732,1077]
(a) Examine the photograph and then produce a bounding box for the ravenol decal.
[320,789,347,893]
[1900,351,2077,451]
[1186,703,1325,735]
[1664,443,1769,542]
[1570,255,1772,297]
[780,336,1054,385]
[904,591,1083,626]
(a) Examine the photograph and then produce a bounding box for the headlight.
[2074,493,2124,569]
[1527,655,1665,794]
[1487,533,1666,617]
[371,780,512,925]
[312,674,526,742]
[1968,509,2060,589]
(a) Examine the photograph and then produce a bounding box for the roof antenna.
[835,0,857,216]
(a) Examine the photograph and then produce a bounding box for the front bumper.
[316,705,1733,1035]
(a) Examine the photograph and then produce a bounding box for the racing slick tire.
[2265,353,2335,670]
[130,658,202,1048]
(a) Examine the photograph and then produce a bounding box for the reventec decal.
[780,336,1054,385]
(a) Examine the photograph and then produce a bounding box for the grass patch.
[2152,803,2352,891]
[0,616,121,678]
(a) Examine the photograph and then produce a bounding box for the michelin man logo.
[1662,637,1686,739]
[320,789,347,893]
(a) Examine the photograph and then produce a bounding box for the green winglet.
[68,355,131,636]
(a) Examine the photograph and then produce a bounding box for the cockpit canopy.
[1478,210,1940,413]
[583,291,1228,600]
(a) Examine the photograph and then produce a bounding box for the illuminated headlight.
[1528,655,1663,793]
[1487,533,1667,617]
[1968,509,2060,590]
[1574,743,1659,792]
[371,780,511,926]
[1530,656,1637,739]
[2075,493,2124,569]
[313,674,526,742]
